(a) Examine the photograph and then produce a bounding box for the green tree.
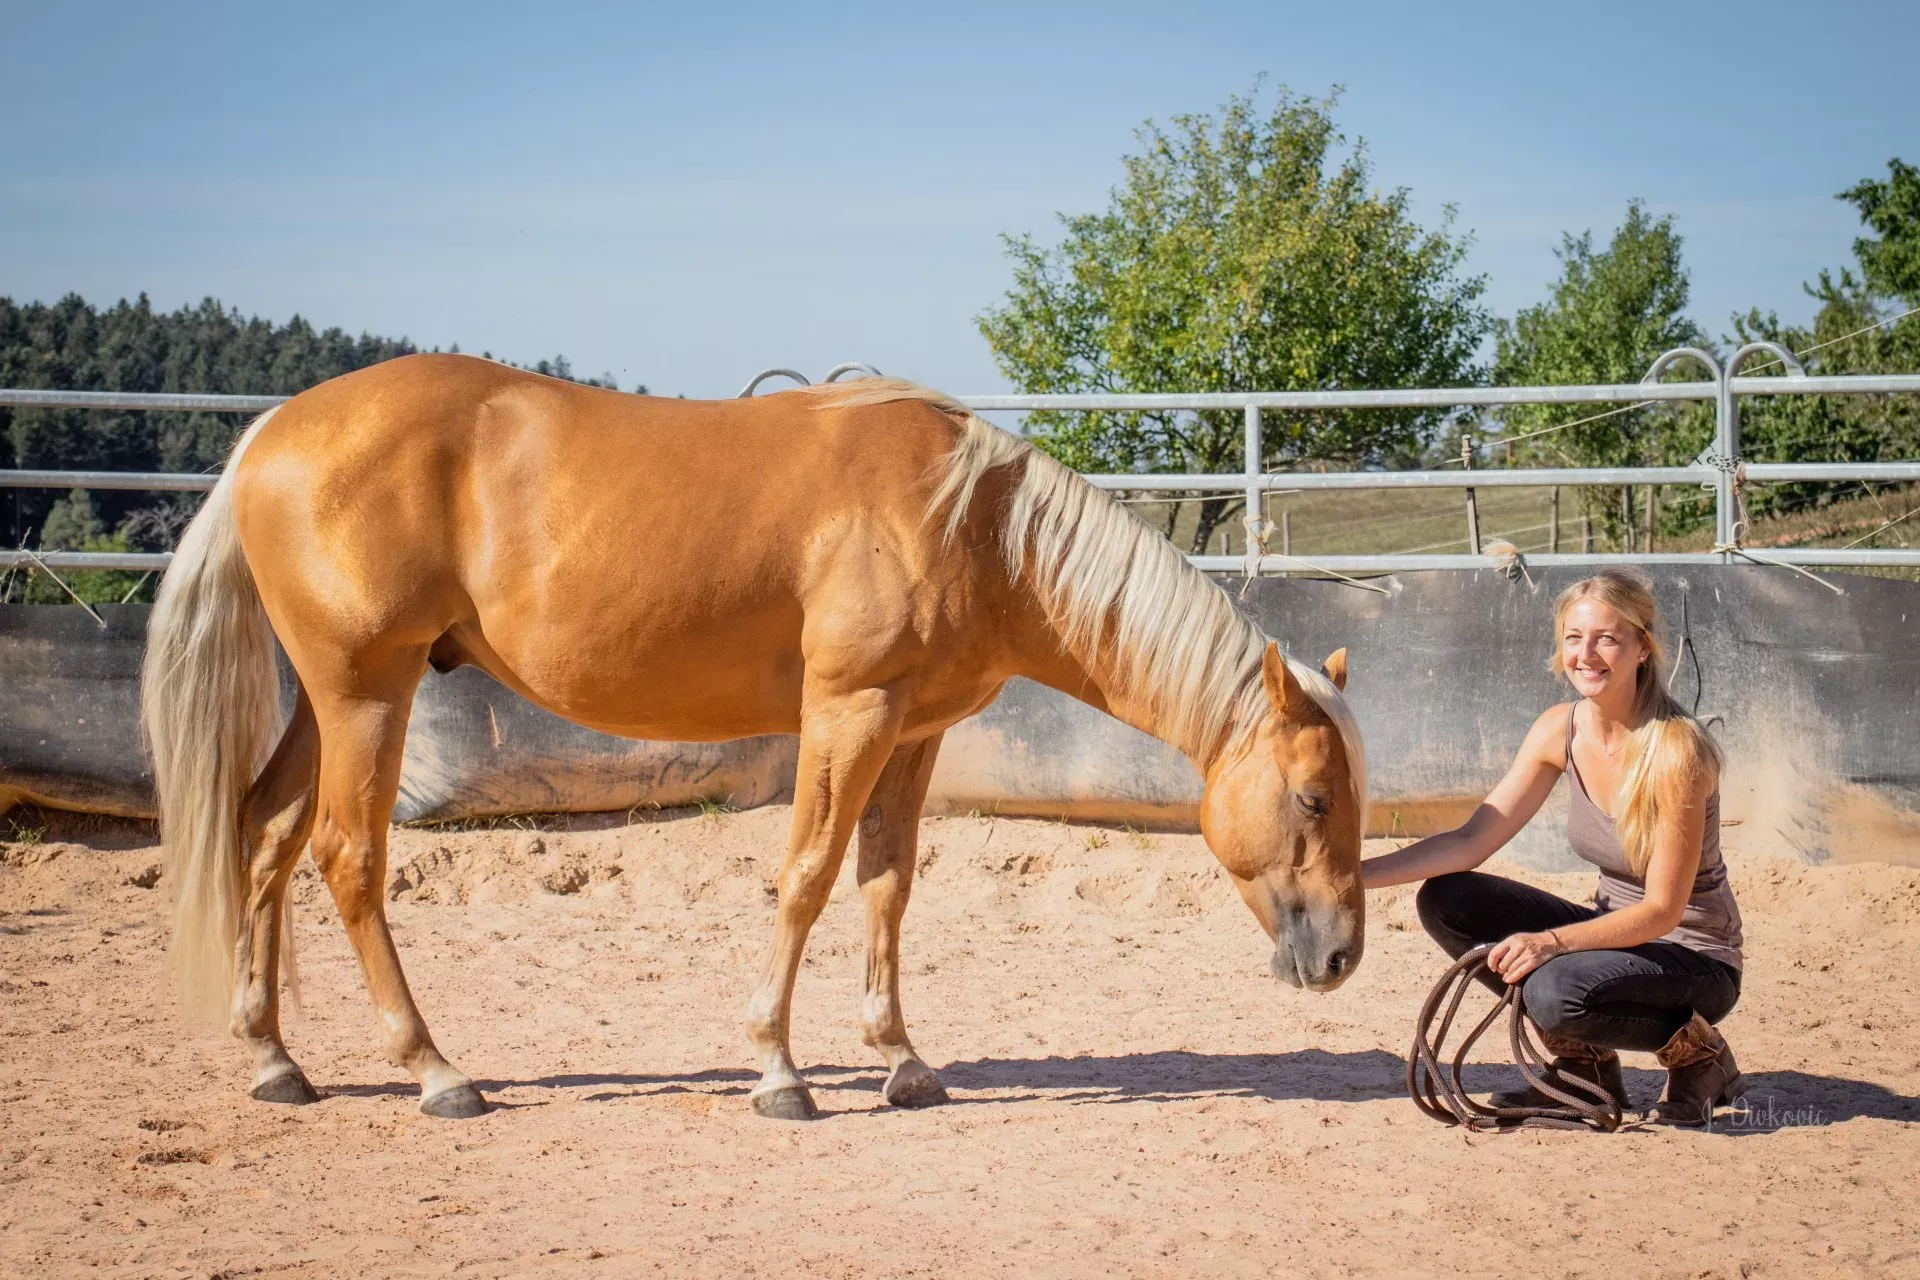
[1731,159,1920,524]
[1492,201,1714,546]
[977,87,1490,553]
[1844,158,1920,305]
[0,293,423,564]
[39,487,106,548]
[1,293,641,604]
[13,488,147,605]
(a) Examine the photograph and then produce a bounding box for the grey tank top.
[1564,706,1743,970]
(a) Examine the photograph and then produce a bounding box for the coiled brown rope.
[1408,945,1623,1132]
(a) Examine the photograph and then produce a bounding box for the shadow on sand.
[328,1051,1918,1129]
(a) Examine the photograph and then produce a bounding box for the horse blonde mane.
[799,378,1365,819]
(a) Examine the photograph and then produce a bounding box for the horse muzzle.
[1269,908,1362,992]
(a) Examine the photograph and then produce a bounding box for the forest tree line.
[0,294,628,601]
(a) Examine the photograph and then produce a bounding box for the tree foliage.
[977,87,1490,552]
[1490,201,1716,544]
[1728,159,1920,521]
[1493,170,1920,545]
[1842,158,1920,306]
[0,293,626,602]
[1492,202,1712,463]
[10,488,149,605]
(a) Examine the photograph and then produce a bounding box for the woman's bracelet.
[1547,927,1568,955]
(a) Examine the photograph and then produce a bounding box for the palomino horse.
[141,354,1367,1120]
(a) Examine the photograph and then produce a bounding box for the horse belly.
[455,587,809,742]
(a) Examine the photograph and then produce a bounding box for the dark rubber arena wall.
[3,568,1914,871]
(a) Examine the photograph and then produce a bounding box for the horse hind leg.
[233,685,321,1104]
[856,732,948,1108]
[309,677,485,1119]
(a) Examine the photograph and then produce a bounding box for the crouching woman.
[1363,569,1744,1125]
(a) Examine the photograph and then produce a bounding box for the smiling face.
[1557,596,1650,707]
[1198,644,1365,992]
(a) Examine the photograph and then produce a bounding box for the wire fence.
[4,343,1920,579]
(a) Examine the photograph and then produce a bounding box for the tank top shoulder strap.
[1563,702,1577,769]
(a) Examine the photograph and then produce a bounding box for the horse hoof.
[883,1064,949,1109]
[420,1083,488,1119]
[250,1069,319,1106]
[750,1085,820,1121]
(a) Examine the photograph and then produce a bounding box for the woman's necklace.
[1585,704,1629,757]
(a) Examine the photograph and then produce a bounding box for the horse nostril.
[1325,949,1350,977]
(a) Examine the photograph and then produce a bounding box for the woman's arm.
[1361,705,1571,890]
[1486,759,1714,983]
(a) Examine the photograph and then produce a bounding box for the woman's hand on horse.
[1486,930,1567,984]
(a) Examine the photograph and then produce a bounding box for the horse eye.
[1294,793,1329,819]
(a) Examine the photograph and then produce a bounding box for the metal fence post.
[1461,435,1481,556]
[1244,405,1263,569]
[1640,346,1730,559]
[1714,370,1737,558]
[1720,342,1809,558]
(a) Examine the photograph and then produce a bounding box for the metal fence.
[4,341,1920,576]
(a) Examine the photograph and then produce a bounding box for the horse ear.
[1262,642,1305,714]
[1321,647,1349,691]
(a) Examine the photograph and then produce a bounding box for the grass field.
[1155,479,1919,562]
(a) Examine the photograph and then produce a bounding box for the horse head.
[1199,643,1366,992]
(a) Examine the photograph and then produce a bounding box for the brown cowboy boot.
[1490,1026,1628,1110]
[1645,1012,1744,1126]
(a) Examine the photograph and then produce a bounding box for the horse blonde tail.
[140,411,283,1026]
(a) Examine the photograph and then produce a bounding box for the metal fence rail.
[4,343,1920,573]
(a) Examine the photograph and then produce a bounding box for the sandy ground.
[2,805,1917,1279]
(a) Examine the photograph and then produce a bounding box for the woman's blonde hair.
[1547,568,1721,877]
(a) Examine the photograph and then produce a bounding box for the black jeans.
[1415,871,1741,1053]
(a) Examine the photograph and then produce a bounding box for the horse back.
[230,354,1017,737]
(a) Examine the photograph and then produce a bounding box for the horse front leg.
[856,732,948,1108]
[744,684,905,1119]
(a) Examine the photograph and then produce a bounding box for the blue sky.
[2,0,1913,398]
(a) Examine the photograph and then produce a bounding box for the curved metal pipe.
[1726,341,1807,379]
[1707,344,1802,555]
[1641,345,1723,385]
[821,362,884,383]
[736,368,811,398]
[1638,346,1736,553]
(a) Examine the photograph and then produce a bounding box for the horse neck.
[1008,600,1247,773]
